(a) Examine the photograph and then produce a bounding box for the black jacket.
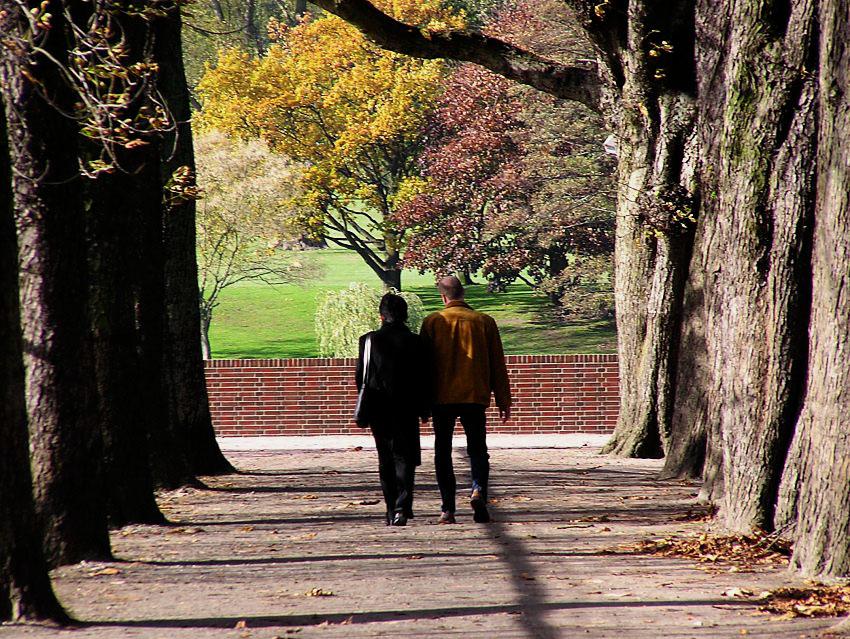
[356,321,431,422]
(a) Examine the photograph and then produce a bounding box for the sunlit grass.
[207,248,617,358]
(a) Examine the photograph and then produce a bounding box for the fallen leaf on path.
[407,555,424,560]
[234,620,247,629]
[674,505,718,522]
[300,495,318,500]
[89,568,121,577]
[352,446,363,451]
[292,533,317,541]
[241,526,255,532]
[722,588,754,599]
[166,527,204,535]
[305,588,335,597]
[520,573,535,581]
[570,515,609,523]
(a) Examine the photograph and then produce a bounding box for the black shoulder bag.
[354,336,375,427]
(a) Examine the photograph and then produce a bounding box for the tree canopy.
[196,0,462,288]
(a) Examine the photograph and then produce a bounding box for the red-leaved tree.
[396,3,615,316]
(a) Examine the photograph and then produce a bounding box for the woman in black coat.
[356,293,431,526]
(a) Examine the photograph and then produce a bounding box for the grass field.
[207,248,617,358]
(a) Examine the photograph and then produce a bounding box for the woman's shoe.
[438,511,456,524]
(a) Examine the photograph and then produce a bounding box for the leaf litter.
[758,584,850,619]
[611,530,792,572]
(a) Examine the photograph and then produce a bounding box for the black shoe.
[471,488,490,523]
[391,513,408,526]
[403,508,414,520]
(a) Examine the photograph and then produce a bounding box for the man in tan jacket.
[420,276,512,523]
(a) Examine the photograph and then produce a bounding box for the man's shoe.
[391,513,408,526]
[403,508,414,520]
[471,488,490,523]
[438,511,456,524]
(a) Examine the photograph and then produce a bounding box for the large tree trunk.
[84,8,166,525]
[775,2,850,577]
[600,4,697,460]
[154,11,234,476]
[87,161,166,524]
[138,157,194,489]
[690,0,817,532]
[1,1,112,567]
[0,84,69,626]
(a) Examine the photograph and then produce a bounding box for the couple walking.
[354,276,512,527]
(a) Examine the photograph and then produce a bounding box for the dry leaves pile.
[759,584,850,619]
[615,531,791,571]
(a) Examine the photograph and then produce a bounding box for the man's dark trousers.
[433,403,489,514]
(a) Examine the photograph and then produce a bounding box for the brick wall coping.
[204,353,619,367]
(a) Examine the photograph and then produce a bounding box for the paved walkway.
[2,446,838,638]
[216,434,610,451]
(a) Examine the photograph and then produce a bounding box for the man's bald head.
[437,276,465,301]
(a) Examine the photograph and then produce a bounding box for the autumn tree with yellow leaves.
[196,0,463,289]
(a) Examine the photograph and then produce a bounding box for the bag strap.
[362,335,372,385]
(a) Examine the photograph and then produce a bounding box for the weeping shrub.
[315,282,426,357]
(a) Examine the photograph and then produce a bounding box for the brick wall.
[205,354,618,437]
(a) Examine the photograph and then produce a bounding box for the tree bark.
[690,0,817,532]
[245,0,265,56]
[0,80,69,626]
[87,161,166,524]
[1,0,112,567]
[775,1,850,577]
[200,305,213,360]
[137,155,194,489]
[82,7,166,525]
[154,11,234,476]
[599,2,697,460]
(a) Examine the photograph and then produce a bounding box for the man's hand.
[499,406,511,422]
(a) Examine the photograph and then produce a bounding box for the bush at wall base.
[315,282,425,357]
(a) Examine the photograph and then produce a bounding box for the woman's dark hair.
[379,293,408,324]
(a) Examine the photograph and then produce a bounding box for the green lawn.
[207,248,617,358]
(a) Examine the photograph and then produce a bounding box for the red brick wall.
[205,355,618,437]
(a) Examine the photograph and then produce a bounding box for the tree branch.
[310,0,603,112]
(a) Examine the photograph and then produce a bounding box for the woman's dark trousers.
[432,403,489,514]
[370,425,416,521]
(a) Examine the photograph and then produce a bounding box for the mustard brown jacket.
[420,301,512,409]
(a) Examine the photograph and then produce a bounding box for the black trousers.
[371,426,416,521]
[432,403,489,514]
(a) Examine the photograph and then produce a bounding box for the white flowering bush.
[315,282,426,357]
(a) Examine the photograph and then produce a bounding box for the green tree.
[196,0,463,289]
[195,131,318,358]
